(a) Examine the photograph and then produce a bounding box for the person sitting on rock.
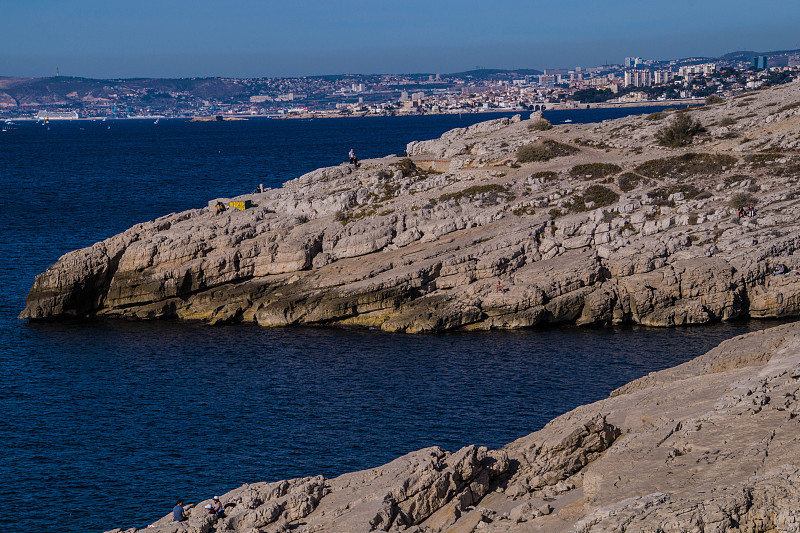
[204,503,215,516]
[215,201,226,215]
[748,205,755,217]
[738,207,745,219]
[173,500,187,522]
[212,496,225,518]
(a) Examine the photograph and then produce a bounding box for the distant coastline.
[3,98,700,122]
[272,98,699,119]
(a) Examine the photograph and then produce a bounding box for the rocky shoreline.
[20,80,800,332]
[106,321,800,532]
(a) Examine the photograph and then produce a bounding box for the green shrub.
[394,158,416,175]
[617,172,643,192]
[527,119,553,131]
[718,116,737,127]
[695,190,713,200]
[572,185,619,211]
[635,153,738,180]
[646,112,665,121]
[655,113,707,147]
[705,95,724,105]
[517,139,579,163]
[729,192,758,208]
[548,208,562,219]
[569,162,622,180]
[439,184,514,205]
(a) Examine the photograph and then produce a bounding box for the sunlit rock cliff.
[21,81,800,331]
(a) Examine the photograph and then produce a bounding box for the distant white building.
[678,63,716,77]
[35,110,79,120]
[624,57,643,67]
[653,70,674,84]
[624,70,652,88]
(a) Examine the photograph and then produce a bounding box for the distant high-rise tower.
[624,56,642,68]
[751,56,768,70]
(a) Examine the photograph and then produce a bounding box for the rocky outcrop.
[20,81,800,332]
[105,321,800,532]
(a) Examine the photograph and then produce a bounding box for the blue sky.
[1,0,798,78]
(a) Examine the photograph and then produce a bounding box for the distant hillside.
[446,68,543,80]
[0,76,254,107]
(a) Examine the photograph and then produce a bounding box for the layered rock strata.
[21,81,800,331]
[106,321,800,532]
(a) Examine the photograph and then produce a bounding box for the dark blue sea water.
[0,108,778,533]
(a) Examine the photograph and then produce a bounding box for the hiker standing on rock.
[349,148,358,167]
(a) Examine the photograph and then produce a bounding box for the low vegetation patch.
[617,172,644,192]
[705,95,724,105]
[394,158,417,176]
[511,204,536,216]
[729,192,758,208]
[392,158,441,179]
[646,111,665,121]
[635,153,738,180]
[718,116,737,127]
[530,170,558,182]
[655,112,707,148]
[777,101,800,113]
[647,185,701,206]
[569,162,622,180]
[517,139,579,163]
[745,153,783,164]
[439,184,514,205]
[527,119,553,131]
[571,185,619,211]
[775,162,800,178]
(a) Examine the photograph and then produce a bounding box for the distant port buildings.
[2,48,799,120]
[34,110,79,120]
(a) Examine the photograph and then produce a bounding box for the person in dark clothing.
[173,500,187,522]
[349,148,358,167]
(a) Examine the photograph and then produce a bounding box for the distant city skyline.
[2,0,799,78]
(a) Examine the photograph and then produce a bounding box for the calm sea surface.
[1,107,781,532]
